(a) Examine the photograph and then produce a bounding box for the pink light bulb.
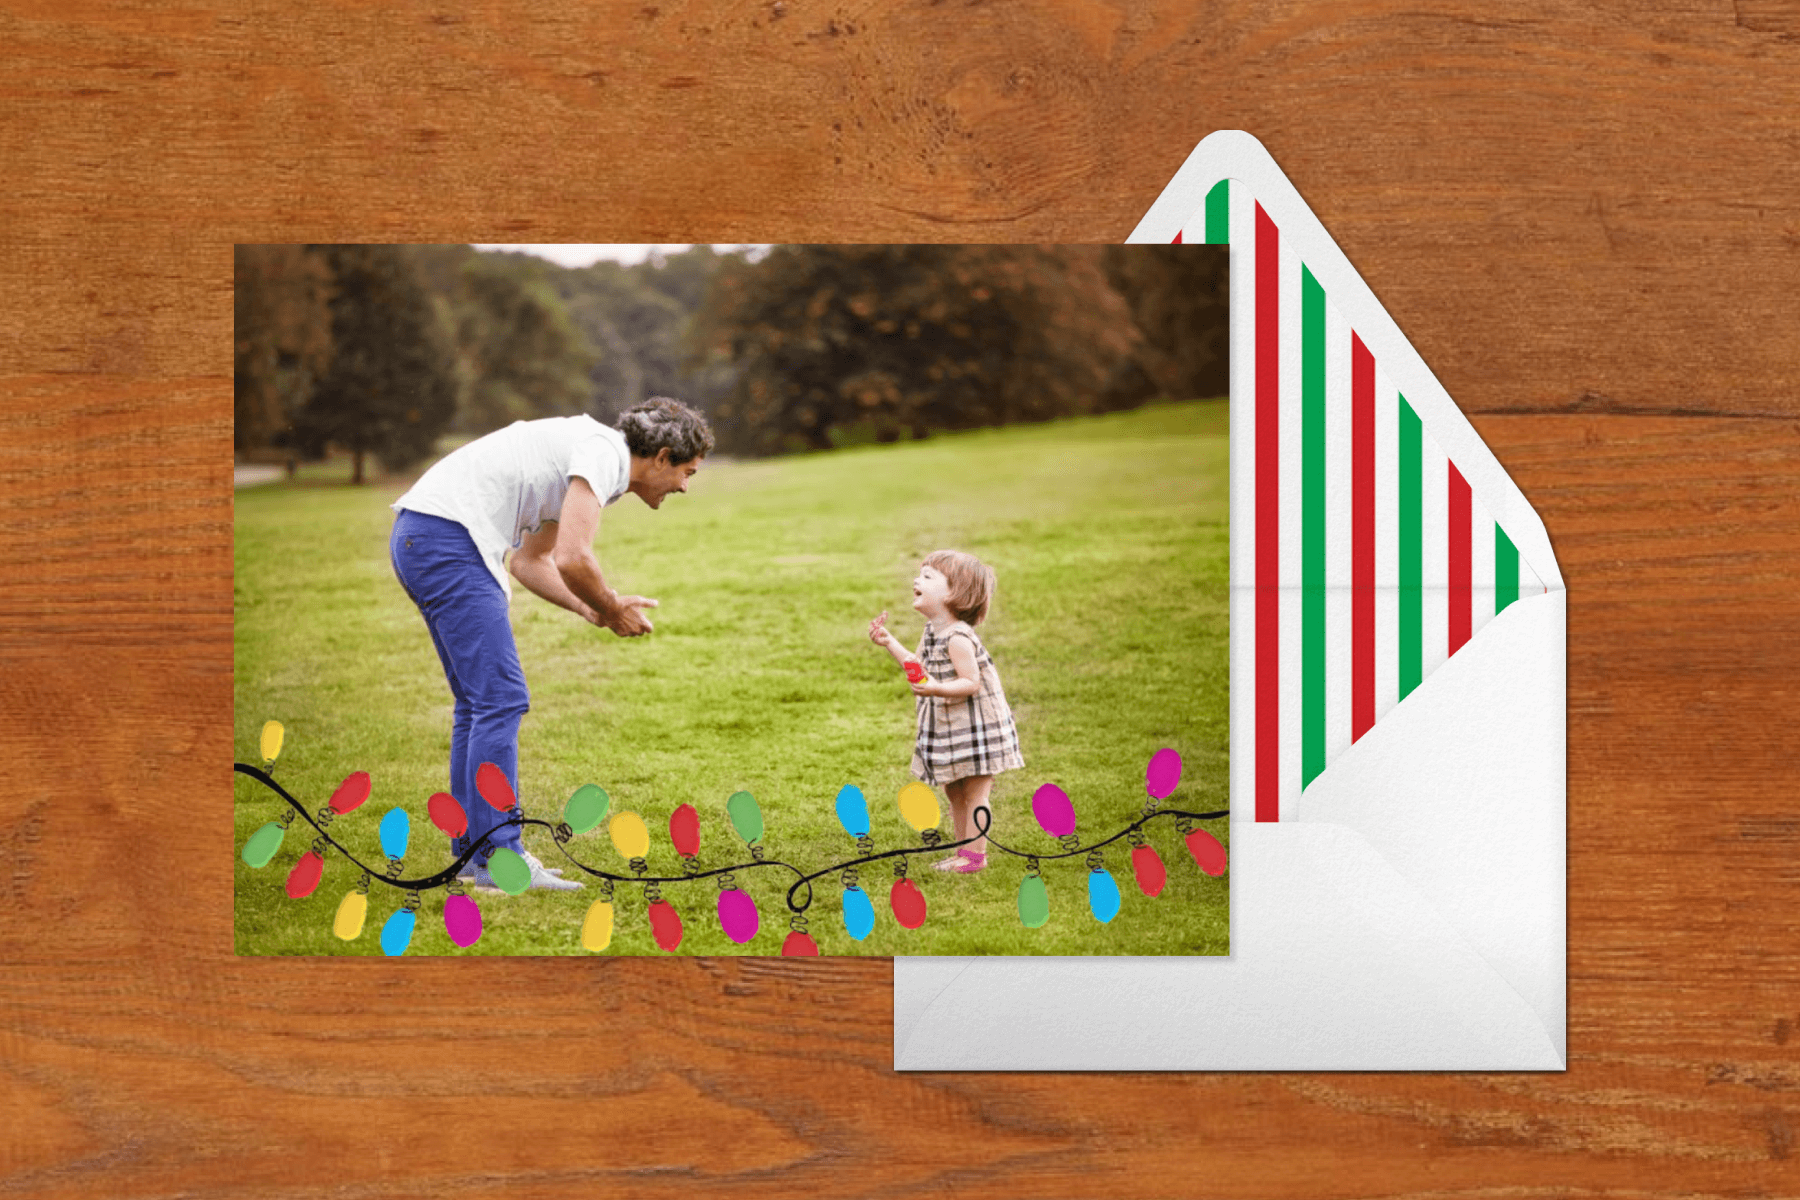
[1145,748,1182,799]
[717,889,759,944]
[443,894,483,947]
[1031,783,1076,838]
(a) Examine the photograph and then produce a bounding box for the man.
[389,396,712,891]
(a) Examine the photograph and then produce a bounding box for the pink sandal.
[954,850,988,873]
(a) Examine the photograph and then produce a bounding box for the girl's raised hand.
[868,610,892,646]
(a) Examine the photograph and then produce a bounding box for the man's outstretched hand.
[594,593,658,637]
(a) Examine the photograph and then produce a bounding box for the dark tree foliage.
[233,245,333,455]
[689,245,1142,455]
[543,247,742,422]
[233,243,1223,476]
[295,245,460,483]
[547,262,683,421]
[1101,244,1230,407]
[633,244,727,311]
[456,256,597,432]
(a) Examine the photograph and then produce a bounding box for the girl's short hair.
[924,550,996,626]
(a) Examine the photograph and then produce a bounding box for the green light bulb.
[727,791,763,844]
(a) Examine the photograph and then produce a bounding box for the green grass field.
[234,399,1230,956]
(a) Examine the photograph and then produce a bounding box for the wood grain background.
[5,0,1799,1194]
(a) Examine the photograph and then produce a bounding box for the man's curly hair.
[615,397,715,464]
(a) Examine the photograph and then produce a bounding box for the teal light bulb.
[842,885,875,941]
[380,908,416,956]
[1087,868,1122,924]
[835,785,869,837]
[378,808,410,860]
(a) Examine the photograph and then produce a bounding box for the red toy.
[904,661,927,683]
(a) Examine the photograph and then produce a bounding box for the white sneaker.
[520,850,583,891]
[459,853,563,883]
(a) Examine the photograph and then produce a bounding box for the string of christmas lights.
[236,721,1229,956]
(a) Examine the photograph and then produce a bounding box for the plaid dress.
[912,620,1025,785]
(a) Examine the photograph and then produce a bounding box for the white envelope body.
[895,132,1566,1070]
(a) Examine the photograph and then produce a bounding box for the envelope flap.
[1127,131,1559,589]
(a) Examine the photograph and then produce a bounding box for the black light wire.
[235,762,1227,914]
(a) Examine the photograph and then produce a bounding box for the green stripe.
[1399,395,1422,699]
[1496,525,1519,614]
[1205,180,1230,244]
[1302,267,1325,788]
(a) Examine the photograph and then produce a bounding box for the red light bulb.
[1131,844,1168,897]
[475,762,516,812]
[1185,827,1227,876]
[427,792,468,838]
[648,900,683,952]
[328,772,371,814]
[669,803,701,858]
[782,931,820,956]
[285,850,324,898]
[890,878,927,929]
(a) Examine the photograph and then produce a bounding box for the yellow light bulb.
[608,811,650,859]
[581,899,615,952]
[333,891,368,941]
[260,720,284,764]
[897,782,941,833]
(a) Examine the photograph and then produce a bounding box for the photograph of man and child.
[233,242,1229,956]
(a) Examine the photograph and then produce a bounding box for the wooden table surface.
[4,2,1798,1195]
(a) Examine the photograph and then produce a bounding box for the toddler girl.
[868,550,1024,872]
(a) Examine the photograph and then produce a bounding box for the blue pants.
[390,509,529,863]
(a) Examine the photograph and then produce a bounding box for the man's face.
[645,449,703,509]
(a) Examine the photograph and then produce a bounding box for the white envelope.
[895,132,1566,1071]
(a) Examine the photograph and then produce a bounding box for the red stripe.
[1255,203,1280,822]
[1351,332,1375,742]
[1172,230,1183,244]
[1448,462,1471,655]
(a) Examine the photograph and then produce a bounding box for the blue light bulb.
[380,908,416,956]
[835,785,869,837]
[1087,868,1121,924]
[842,885,875,941]
[378,808,410,860]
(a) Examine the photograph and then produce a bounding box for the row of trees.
[689,244,1227,454]
[233,243,1227,478]
[234,244,736,481]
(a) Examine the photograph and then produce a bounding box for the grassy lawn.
[234,398,1230,956]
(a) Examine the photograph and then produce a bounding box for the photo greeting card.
[233,243,1233,957]
[893,132,1566,1070]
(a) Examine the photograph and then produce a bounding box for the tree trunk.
[352,447,366,485]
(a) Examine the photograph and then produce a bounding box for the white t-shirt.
[392,415,632,599]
